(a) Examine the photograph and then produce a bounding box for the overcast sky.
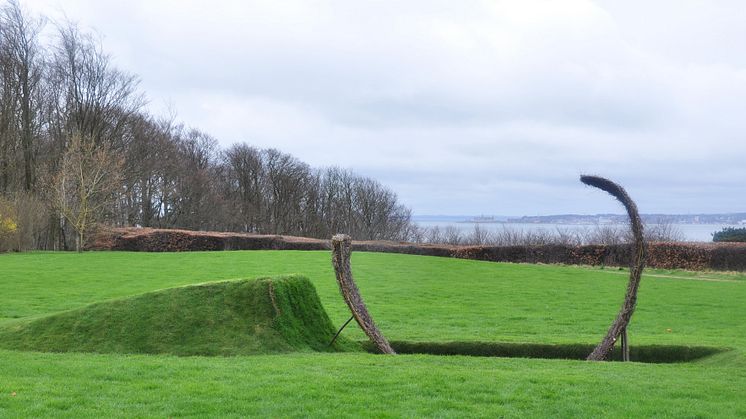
[22,0,746,216]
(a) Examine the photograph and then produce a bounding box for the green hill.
[0,275,353,355]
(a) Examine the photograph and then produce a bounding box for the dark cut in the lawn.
[363,341,725,364]
[0,275,355,356]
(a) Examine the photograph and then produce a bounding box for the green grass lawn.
[1,250,746,417]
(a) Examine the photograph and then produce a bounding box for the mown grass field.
[1,250,746,417]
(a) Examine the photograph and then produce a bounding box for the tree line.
[0,0,412,251]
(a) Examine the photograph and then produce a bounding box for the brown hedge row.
[92,228,746,271]
[451,243,730,271]
[91,228,330,252]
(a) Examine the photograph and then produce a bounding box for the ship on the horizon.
[466,215,497,223]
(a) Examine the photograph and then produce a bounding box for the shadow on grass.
[363,341,727,363]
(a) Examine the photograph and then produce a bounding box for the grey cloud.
[23,0,746,215]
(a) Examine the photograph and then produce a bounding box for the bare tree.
[554,227,584,246]
[116,113,163,226]
[170,128,222,230]
[262,148,313,234]
[443,225,464,245]
[426,225,443,243]
[50,132,123,251]
[318,167,356,237]
[467,224,492,245]
[221,143,266,232]
[48,20,143,149]
[0,0,44,192]
[355,177,411,241]
[645,221,684,242]
[405,222,426,244]
[584,224,628,245]
[0,21,16,193]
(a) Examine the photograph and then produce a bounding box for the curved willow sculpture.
[582,175,648,361]
[331,234,395,354]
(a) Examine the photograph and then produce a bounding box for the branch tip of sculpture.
[332,233,350,243]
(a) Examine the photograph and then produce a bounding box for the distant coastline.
[413,212,746,225]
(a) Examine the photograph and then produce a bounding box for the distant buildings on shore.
[415,213,746,225]
[507,213,746,225]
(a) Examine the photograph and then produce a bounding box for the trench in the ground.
[362,341,726,363]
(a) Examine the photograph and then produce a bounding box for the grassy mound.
[0,275,353,356]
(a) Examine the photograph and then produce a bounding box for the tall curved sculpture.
[331,234,396,354]
[582,175,648,361]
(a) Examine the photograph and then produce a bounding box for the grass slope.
[0,275,351,355]
[2,251,744,348]
[1,251,746,417]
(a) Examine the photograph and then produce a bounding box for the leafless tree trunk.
[582,175,647,361]
[0,0,44,192]
[0,36,15,193]
[49,20,143,148]
[222,143,265,232]
[331,234,395,354]
[50,132,123,251]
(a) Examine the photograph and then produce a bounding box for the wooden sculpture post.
[582,175,647,361]
[331,234,395,354]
